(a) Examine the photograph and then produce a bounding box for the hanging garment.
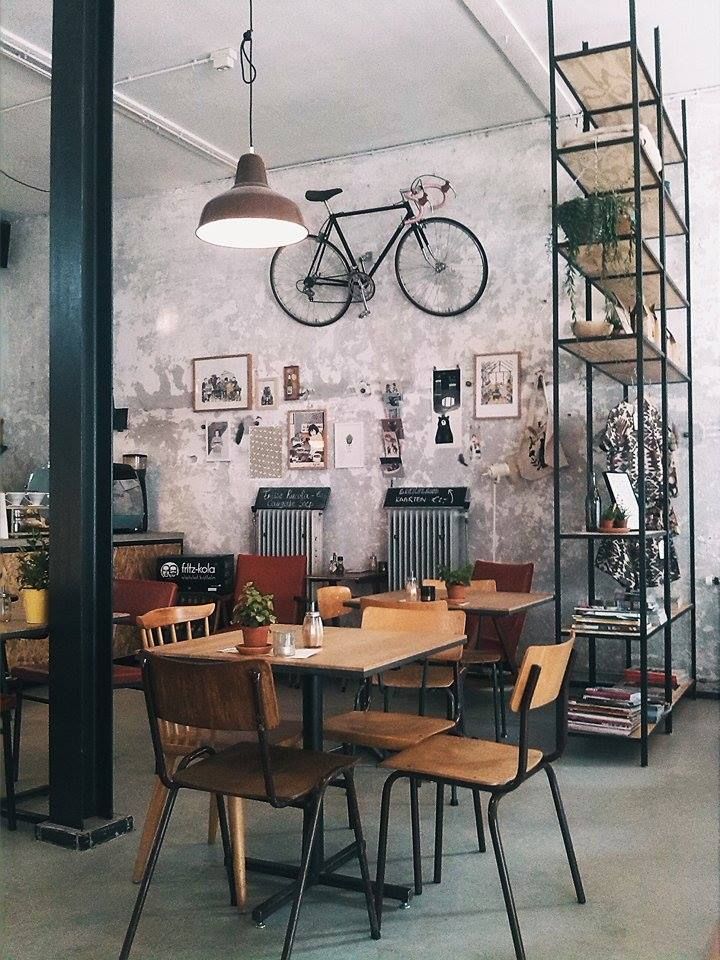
[596,398,680,589]
[517,372,567,480]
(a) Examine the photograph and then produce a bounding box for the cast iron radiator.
[384,487,470,590]
[252,488,330,575]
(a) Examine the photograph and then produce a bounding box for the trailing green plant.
[556,192,634,323]
[437,563,473,587]
[17,535,49,590]
[231,581,277,628]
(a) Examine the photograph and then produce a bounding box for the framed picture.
[288,409,328,469]
[206,420,230,462]
[255,376,279,410]
[603,471,639,530]
[474,352,521,419]
[193,354,252,411]
[283,365,301,401]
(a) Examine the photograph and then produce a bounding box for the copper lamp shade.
[196,152,308,249]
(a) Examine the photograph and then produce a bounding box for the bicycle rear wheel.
[270,235,351,327]
[394,216,488,316]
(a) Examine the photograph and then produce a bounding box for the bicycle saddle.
[305,188,343,202]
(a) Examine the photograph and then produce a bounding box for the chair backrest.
[471,559,534,664]
[235,554,307,624]
[113,578,178,623]
[137,604,215,650]
[144,653,280,732]
[361,604,466,661]
[316,585,352,621]
[509,638,575,712]
[470,579,497,593]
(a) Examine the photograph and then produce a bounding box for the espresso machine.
[121,454,148,532]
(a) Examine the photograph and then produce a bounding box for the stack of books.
[622,667,688,691]
[571,606,641,636]
[568,687,642,736]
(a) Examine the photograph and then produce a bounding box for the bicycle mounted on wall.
[269,175,489,327]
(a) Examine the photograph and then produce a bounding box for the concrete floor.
[1,679,718,960]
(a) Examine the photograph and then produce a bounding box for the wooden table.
[152,622,466,920]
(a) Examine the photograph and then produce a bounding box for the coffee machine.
[120,454,148,532]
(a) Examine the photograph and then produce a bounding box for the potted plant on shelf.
[17,535,49,624]
[437,563,474,601]
[556,191,634,331]
[599,505,619,532]
[231,581,277,648]
[613,506,631,533]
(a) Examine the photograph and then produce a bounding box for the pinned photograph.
[380,457,404,478]
[206,420,230,461]
[334,421,365,470]
[288,409,328,469]
[193,354,252,411]
[474,352,521,419]
[256,376,279,410]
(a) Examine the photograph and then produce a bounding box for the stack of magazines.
[568,687,642,736]
[571,605,642,635]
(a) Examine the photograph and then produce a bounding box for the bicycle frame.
[307,200,424,285]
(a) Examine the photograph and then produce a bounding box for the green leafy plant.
[614,506,631,527]
[437,563,473,587]
[601,504,619,524]
[556,192,634,323]
[17,535,49,590]
[231,582,277,628]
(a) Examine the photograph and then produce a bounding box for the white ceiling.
[1,0,718,219]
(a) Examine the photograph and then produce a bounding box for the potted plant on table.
[613,506,631,533]
[231,582,277,649]
[556,191,634,332]
[17,535,49,624]
[437,563,474,601]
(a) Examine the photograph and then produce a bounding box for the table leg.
[302,673,324,876]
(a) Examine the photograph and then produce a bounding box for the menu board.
[254,487,331,511]
[383,487,469,508]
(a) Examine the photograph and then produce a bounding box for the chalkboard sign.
[254,487,331,511]
[383,487,469,509]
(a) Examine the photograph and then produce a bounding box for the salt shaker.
[405,572,419,602]
[302,601,324,648]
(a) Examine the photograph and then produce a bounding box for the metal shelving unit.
[547,0,697,766]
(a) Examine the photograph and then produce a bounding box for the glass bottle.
[369,554,378,572]
[336,555,345,574]
[585,472,601,532]
[405,571,419,601]
[328,552,338,574]
[302,601,324,648]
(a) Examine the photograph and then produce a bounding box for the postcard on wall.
[381,422,402,458]
[288,409,328,469]
[381,417,404,440]
[206,420,231,462]
[255,376,279,410]
[380,457,404,478]
[193,354,252,411]
[474,352,521,419]
[249,426,284,478]
[334,421,365,470]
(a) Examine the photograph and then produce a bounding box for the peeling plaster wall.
[1,93,718,684]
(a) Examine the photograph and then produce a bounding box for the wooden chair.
[375,637,584,960]
[120,654,379,960]
[316,585,352,624]
[324,606,484,891]
[132,604,301,899]
[234,554,307,625]
[466,561,534,738]
[1,693,16,830]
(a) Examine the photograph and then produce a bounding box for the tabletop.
[305,569,387,584]
[148,623,466,680]
[0,613,48,640]
[344,589,554,616]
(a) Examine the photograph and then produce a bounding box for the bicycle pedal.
[359,308,371,318]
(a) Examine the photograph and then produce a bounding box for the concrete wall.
[1,92,718,684]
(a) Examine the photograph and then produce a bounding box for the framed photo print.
[255,376,279,410]
[288,409,328,469]
[193,354,252,411]
[474,352,520,419]
[603,471,639,530]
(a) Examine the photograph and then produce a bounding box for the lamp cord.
[0,169,49,194]
[239,0,256,149]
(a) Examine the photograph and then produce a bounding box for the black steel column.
[47,0,115,829]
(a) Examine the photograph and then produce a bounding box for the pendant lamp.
[196,0,307,249]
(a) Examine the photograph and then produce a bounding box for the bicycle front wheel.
[270,235,352,327]
[394,217,488,316]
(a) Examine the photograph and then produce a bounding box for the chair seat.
[381,734,543,787]
[112,664,143,687]
[324,710,455,751]
[10,662,49,684]
[174,742,353,804]
[462,649,502,666]
[376,664,455,690]
[162,720,303,757]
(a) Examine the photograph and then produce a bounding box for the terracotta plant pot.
[241,625,271,647]
[613,521,629,532]
[447,584,468,601]
[599,519,615,532]
[22,588,49,624]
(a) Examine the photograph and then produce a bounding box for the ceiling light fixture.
[196,0,307,249]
